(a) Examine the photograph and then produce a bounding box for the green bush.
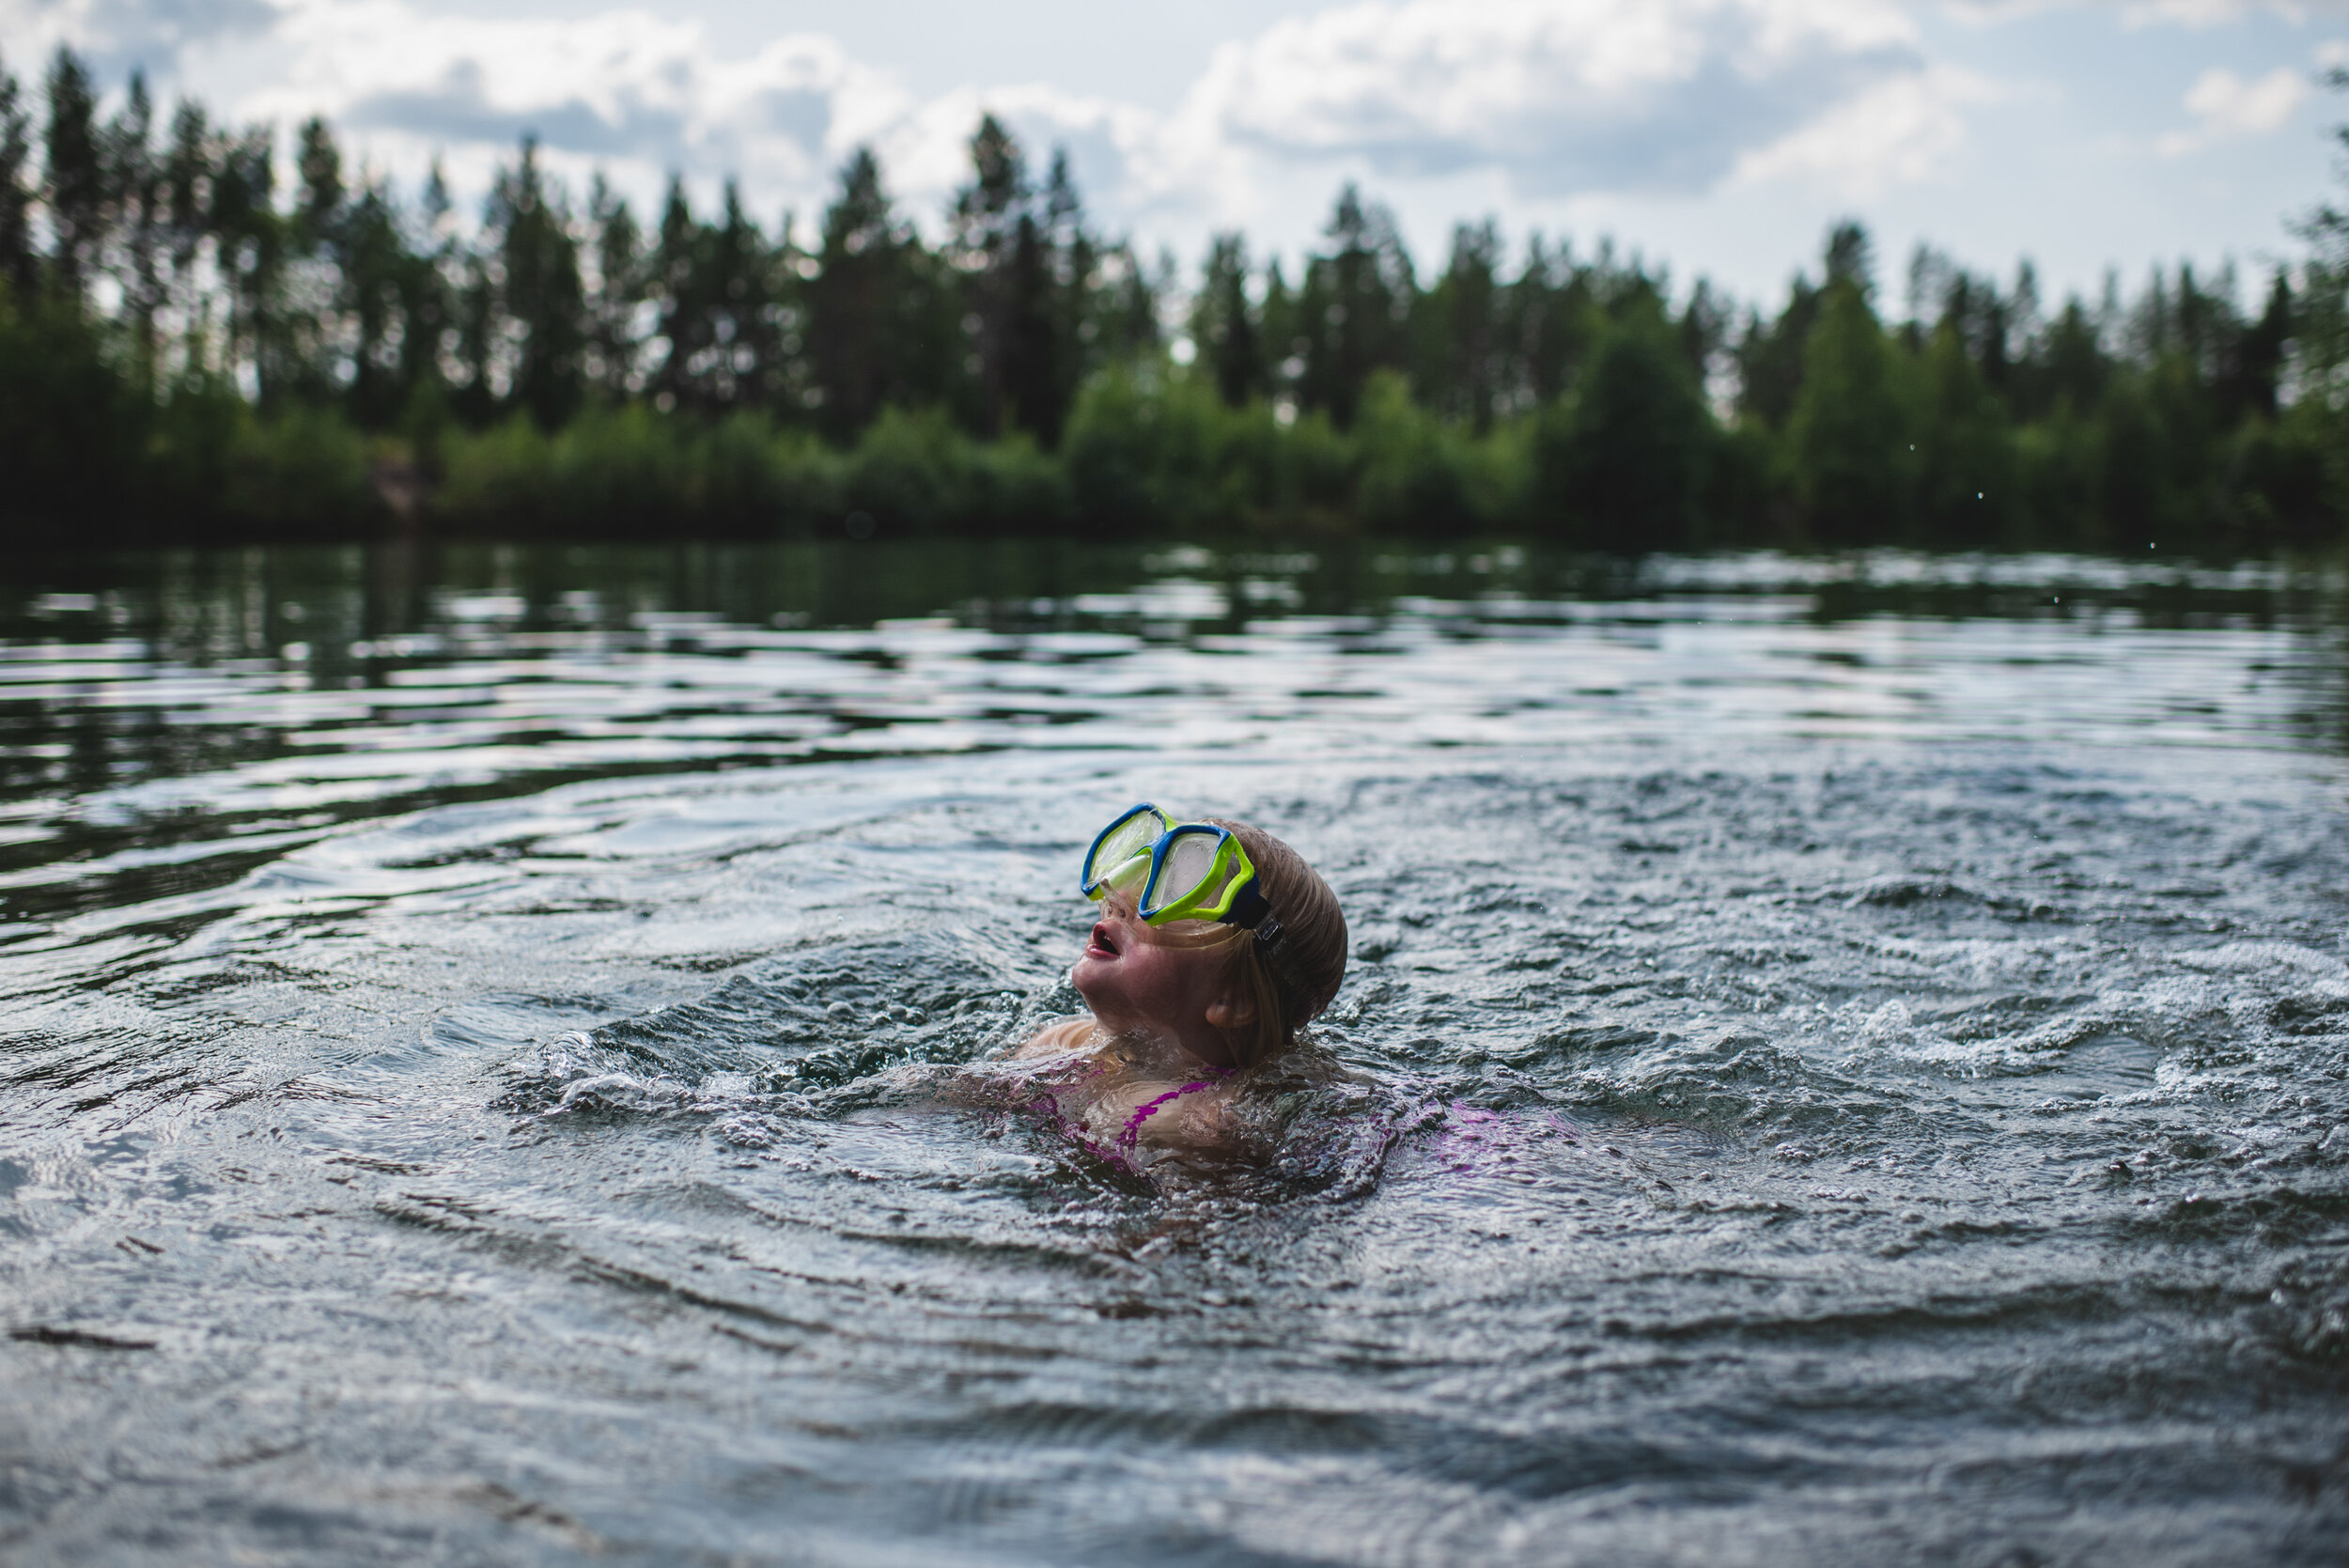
[830,405,1068,536]
[1786,281,1913,544]
[2223,407,2335,550]
[1532,311,1715,550]
[220,407,379,537]
[1913,321,2017,546]
[1064,366,1282,532]
[437,415,559,535]
[1354,371,1474,534]
[0,290,147,536]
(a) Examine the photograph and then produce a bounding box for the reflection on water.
[1,542,2346,1565]
[3,542,2342,931]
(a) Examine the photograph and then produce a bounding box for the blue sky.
[7,0,2343,315]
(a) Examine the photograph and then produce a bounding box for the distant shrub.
[0,291,147,535]
[1534,310,1717,550]
[838,405,1068,536]
[220,408,379,537]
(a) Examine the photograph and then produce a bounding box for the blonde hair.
[1202,819,1347,1068]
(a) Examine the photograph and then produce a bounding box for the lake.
[2,539,2345,1565]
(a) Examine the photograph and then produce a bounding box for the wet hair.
[1203,819,1347,1067]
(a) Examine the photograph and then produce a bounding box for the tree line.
[1,44,2341,551]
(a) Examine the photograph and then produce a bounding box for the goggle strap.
[1222,877,1270,930]
[1252,910,1314,1022]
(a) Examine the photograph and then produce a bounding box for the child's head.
[1071,814,1346,1070]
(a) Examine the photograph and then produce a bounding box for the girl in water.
[995,805,1348,1174]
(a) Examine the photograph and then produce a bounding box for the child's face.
[1070,897,1234,1055]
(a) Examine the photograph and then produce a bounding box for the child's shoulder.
[1009,1017,1099,1060]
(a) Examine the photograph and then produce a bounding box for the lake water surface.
[2,541,2346,1565]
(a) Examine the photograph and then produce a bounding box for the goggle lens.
[1098,850,1151,897]
[1080,805,1256,925]
[1158,831,1223,906]
[1082,805,1174,894]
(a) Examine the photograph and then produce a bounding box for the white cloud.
[1949,0,2340,26]
[1731,64,1995,195]
[10,0,1988,245]
[1174,0,1929,196]
[232,1,904,210]
[2124,0,2277,25]
[2119,0,2349,26]
[2157,64,2310,155]
[2,0,275,79]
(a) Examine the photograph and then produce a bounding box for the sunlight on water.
[1,542,2345,1565]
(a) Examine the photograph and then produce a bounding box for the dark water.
[3,541,2346,1565]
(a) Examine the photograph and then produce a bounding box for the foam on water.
[1,543,2345,1565]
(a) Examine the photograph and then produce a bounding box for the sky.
[5,0,2345,316]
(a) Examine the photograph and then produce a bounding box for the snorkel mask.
[1080,803,1271,929]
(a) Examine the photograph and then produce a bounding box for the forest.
[1,44,2342,551]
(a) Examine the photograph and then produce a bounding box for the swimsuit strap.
[1031,1092,1134,1172]
[1114,1066,1234,1154]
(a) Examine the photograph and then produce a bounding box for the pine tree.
[1019,147,1085,444]
[450,248,497,427]
[1914,315,2015,542]
[585,174,645,399]
[951,114,1028,438]
[286,115,349,403]
[208,125,285,404]
[807,147,918,438]
[490,136,584,428]
[1677,278,1729,388]
[396,160,458,428]
[1422,220,1501,430]
[42,47,102,304]
[701,180,782,411]
[1788,267,1912,542]
[649,176,702,412]
[1504,234,1595,411]
[1259,257,1299,411]
[162,99,210,372]
[341,178,410,427]
[107,72,163,380]
[1190,232,1261,408]
[1299,183,1414,428]
[0,52,36,303]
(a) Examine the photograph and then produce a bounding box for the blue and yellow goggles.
[1080,803,1269,927]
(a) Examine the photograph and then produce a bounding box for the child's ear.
[1204,995,1256,1033]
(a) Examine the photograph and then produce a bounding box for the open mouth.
[1085,922,1121,959]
